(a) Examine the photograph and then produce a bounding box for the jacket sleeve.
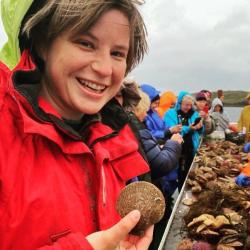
[181,125,192,136]
[0,62,11,182]
[222,112,230,128]
[37,232,93,250]
[0,61,11,109]
[203,115,215,135]
[139,129,181,179]
[145,118,165,139]
[164,110,177,128]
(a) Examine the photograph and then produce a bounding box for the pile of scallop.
[177,141,250,250]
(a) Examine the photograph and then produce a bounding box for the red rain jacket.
[0,52,149,250]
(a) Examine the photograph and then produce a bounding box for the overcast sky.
[130,0,250,94]
[0,0,250,94]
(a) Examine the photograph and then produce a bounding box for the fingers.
[176,124,182,132]
[171,134,178,140]
[135,225,154,249]
[170,125,182,134]
[171,134,183,144]
[104,210,141,245]
[197,121,203,129]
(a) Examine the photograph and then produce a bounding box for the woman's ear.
[31,41,47,71]
[33,37,48,60]
[36,44,47,61]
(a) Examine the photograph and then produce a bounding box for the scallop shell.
[182,198,196,206]
[116,181,165,235]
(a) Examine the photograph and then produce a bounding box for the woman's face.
[150,99,160,112]
[181,98,193,113]
[196,100,207,111]
[214,105,222,112]
[40,9,130,120]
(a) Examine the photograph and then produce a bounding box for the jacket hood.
[158,91,176,117]
[0,0,33,69]
[211,97,223,112]
[175,91,190,111]
[140,84,160,102]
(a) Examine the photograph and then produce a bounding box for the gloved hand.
[235,174,250,187]
[243,142,250,153]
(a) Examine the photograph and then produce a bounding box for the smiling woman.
[0,1,153,250]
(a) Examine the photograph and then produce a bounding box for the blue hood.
[140,84,160,102]
[175,91,190,111]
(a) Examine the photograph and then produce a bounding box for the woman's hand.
[190,120,203,130]
[170,124,182,134]
[86,210,153,250]
[199,110,208,119]
[170,133,184,144]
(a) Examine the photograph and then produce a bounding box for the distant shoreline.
[193,90,249,107]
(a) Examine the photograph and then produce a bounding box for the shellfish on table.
[179,141,249,249]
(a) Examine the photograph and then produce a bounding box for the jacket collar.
[12,69,100,141]
[12,68,130,144]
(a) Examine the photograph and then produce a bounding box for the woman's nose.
[91,53,112,77]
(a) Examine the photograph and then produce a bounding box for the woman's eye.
[111,51,127,59]
[78,40,94,49]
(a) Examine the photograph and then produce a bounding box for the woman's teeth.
[78,79,106,92]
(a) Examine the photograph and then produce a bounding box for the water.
[223,107,243,123]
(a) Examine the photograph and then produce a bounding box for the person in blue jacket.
[164,91,204,191]
[140,84,166,141]
[140,83,182,144]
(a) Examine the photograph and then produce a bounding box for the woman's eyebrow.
[80,31,129,51]
[79,31,98,41]
[113,44,129,51]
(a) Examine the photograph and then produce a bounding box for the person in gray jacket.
[210,98,230,131]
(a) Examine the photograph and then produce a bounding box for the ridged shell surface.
[116,181,165,235]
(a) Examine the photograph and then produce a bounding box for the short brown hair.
[21,0,147,73]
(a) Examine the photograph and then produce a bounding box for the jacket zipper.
[101,164,107,207]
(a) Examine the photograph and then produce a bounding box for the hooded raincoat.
[140,84,166,140]
[210,98,230,131]
[163,91,203,191]
[163,91,203,153]
[157,91,176,118]
[0,1,149,249]
[238,97,250,142]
